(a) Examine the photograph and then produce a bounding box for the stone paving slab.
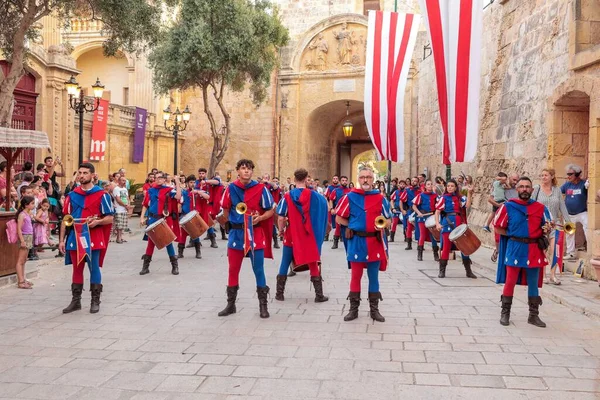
[0,233,599,399]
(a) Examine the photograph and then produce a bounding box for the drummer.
[412,179,440,262]
[390,180,406,242]
[263,173,282,250]
[140,172,182,276]
[195,168,224,248]
[177,175,209,259]
[274,168,329,302]
[399,177,421,250]
[328,176,350,250]
[434,179,477,279]
[324,175,340,242]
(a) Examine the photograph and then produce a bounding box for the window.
[363,0,380,15]
[123,87,129,105]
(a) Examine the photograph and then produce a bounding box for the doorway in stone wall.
[548,90,590,267]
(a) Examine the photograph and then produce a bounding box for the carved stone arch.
[290,13,368,72]
[72,40,135,69]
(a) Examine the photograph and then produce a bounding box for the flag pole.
[386,0,398,199]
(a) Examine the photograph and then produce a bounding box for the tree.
[148,0,289,176]
[0,0,172,127]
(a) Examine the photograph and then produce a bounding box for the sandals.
[17,281,32,289]
[550,277,561,285]
[491,249,498,263]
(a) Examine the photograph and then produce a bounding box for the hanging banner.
[418,0,483,163]
[364,11,420,163]
[133,107,147,163]
[89,99,109,161]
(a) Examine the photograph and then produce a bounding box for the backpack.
[6,219,17,244]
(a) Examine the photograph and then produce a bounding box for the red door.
[0,61,37,170]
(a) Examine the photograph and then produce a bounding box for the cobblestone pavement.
[0,234,599,400]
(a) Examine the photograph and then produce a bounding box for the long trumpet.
[375,215,387,229]
[556,222,576,235]
[235,202,248,215]
[63,214,96,227]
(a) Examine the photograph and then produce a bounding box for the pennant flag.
[74,222,92,265]
[243,214,254,256]
[418,0,483,163]
[364,11,420,163]
[552,229,564,273]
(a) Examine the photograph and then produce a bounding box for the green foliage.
[127,180,144,198]
[149,0,289,105]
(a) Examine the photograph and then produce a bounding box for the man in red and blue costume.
[399,177,421,250]
[140,172,182,276]
[434,179,477,279]
[494,177,551,328]
[324,175,340,242]
[389,180,406,242]
[329,176,351,250]
[60,163,114,314]
[263,173,282,249]
[335,167,391,323]
[177,175,209,259]
[195,168,224,247]
[275,168,329,303]
[412,179,440,262]
[216,159,275,319]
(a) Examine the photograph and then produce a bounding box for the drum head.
[425,215,436,228]
[408,214,415,223]
[146,218,165,232]
[180,210,198,224]
[448,224,468,241]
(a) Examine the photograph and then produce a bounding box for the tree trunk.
[201,80,231,178]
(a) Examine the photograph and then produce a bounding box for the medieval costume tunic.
[218,179,274,318]
[196,176,224,247]
[335,189,390,322]
[412,190,440,261]
[400,184,421,249]
[274,187,328,302]
[62,186,114,314]
[177,186,209,259]
[494,198,551,327]
[329,184,351,250]
[389,187,405,241]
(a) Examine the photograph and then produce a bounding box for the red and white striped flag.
[364,11,420,163]
[418,0,483,163]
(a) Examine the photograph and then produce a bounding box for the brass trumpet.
[375,215,387,229]
[556,222,576,235]
[63,214,96,227]
[235,202,248,215]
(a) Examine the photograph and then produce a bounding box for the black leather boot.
[90,283,102,314]
[169,255,179,275]
[500,295,512,326]
[62,283,83,314]
[417,245,424,261]
[140,255,151,275]
[177,243,185,259]
[311,276,329,303]
[331,236,339,249]
[273,232,280,249]
[463,258,477,279]
[218,285,238,316]
[209,232,218,248]
[368,292,385,322]
[405,239,412,250]
[438,259,447,278]
[527,296,546,328]
[186,238,195,248]
[324,233,329,242]
[275,274,287,301]
[432,245,440,261]
[343,292,361,321]
[389,231,395,242]
[220,226,227,240]
[194,241,202,259]
[257,286,270,318]
[287,265,296,277]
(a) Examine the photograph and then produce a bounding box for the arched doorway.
[75,47,129,105]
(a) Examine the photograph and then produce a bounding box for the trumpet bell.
[374,216,387,229]
[63,215,74,227]
[235,202,247,215]
[564,222,576,235]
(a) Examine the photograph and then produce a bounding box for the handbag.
[6,219,18,244]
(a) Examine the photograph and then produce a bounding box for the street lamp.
[342,101,353,137]
[163,105,191,175]
[64,75,105,166]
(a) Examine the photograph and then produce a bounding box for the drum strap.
[445,212,457,216]
[351,230,380,239]
[509,236,538,244]
[230,223,244,230]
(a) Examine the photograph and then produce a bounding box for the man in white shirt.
[112,176,130,243]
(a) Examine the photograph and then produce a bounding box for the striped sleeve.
[221,187,232,210]
[435,196,445,211]
[261,187,275,210]
[63,195,71,216]
[101,193,115,215]
[382,197,392,219]
[493,204,508,229]
[399,190,408,203]
[460,196,467,208]
[390,190,397,202]
[542,205,552,226]
[412,193,422,206]
[335,194,350,218]
[276,197,288,217]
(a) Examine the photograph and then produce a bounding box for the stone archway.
[547,76,600,278]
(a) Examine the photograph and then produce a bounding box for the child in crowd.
[34,198,52,250]
[483,172,509,232]
[16,196,36,289]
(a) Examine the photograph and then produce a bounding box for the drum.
[179,211,209,239]
[425,215,440,241]
[408,213,416,225]
[145,218,177,250]
[448,224,481,256]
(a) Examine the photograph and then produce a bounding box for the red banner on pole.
[89,99,109,161]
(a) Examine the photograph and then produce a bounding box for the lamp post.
[64,75,105,166]
[163,105,191,175]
